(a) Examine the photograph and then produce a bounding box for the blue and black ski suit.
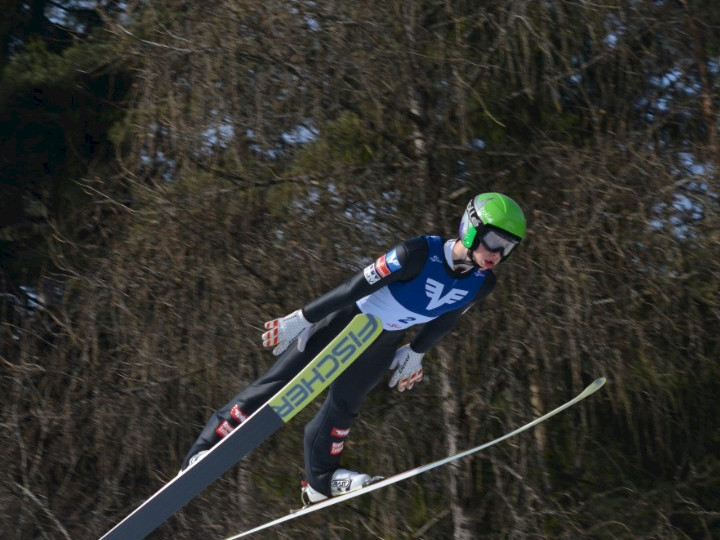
[183,235,496,495]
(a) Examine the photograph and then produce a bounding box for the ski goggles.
[478,229,519,257]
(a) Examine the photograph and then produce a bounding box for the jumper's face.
[471,242,502,270]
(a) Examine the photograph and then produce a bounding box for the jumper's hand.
[388,345,424,392]
[262,310,314,356]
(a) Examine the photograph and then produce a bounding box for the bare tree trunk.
[402,1,441,231]
[437,347,476,540]
[678,0,718,161]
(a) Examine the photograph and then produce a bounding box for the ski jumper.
[183,235,496,495]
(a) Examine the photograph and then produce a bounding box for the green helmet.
[458,193,526,258]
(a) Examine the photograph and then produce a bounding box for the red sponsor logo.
[374,255,391,278]
[215,420,234,438]
[330,441,345,455]
[331,427,350,438]
[230,405,249,424]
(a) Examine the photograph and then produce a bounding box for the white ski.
[223,377,607,539]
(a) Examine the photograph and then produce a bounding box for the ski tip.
[582,377,607,396]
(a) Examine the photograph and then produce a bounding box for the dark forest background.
[1,1,718,539]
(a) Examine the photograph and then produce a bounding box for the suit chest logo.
[424,278,469,310]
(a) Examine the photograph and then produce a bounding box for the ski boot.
[178,449,209,475]
[301,468,384,505]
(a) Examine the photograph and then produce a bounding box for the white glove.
[262,310,314,356]
[388,345,424,392]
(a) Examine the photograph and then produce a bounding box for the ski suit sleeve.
[409,270,497,353]
[301,236,429,324]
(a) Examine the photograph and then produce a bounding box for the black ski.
[99,313,383,540]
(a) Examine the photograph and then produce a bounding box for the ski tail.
[268,312,382,423]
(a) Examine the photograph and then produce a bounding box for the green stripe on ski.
[269,313,382,422]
